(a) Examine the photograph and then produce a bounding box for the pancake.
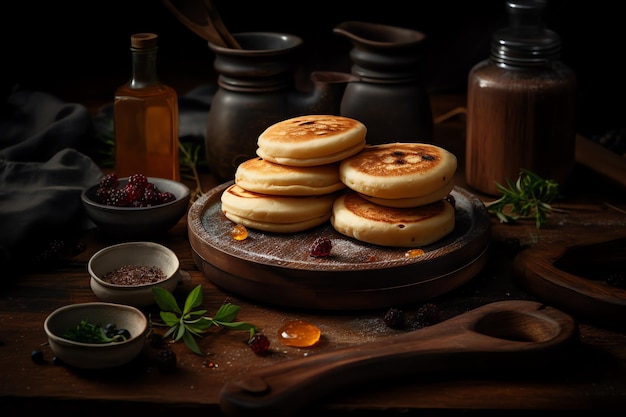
[257,141,365,167]
[359,180,455,208]
[224,212,331,234]
[220,184,337,232]
[339,142,457,200]
[235,157,345,195]
[257,115,367,166]
[330,191,455,247]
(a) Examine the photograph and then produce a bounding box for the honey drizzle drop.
[277,320,321,347]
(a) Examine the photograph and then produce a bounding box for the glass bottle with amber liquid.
[465,0,576,196]
[114,33,180,181]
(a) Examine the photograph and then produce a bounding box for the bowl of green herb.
[43,302,148,369]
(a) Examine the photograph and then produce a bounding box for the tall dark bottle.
[114,33,180,181]
[466,0,576,196]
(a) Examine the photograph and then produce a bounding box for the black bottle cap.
[491,0,561,66]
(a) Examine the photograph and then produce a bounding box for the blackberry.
[128,173,148,190]
[31,350,45,364]
[99,173,118,189]
[34,239,67,264]
[157,349,177,373]
[123,183,142,204]
[143,184,161,206]
[248,333,270,354]
[104,188,129,207]
[383,308,405,329]
[95,186,112,204]
[405,303,440,330]
[310,237,332,257]
[158,192,176,204]
[606,272,626,289]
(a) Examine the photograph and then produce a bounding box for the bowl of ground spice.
[88,241,181,307]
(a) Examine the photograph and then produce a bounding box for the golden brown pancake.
[235,157,345,196]
[339,142,457,200]
[224,212,331,234]
[358,180,455,208]
[257,115,367,166]
[331,191,455,247]
[257,141,366,167]
[221,184,337,232]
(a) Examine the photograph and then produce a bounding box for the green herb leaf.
[183,284,203,314]
[484,169,562,229]
[214,303,241,323]
[159,311,180,327]
[152,287,182,314]
[182,330,204,356]
[217,322,257,331]
[62,319,128,344]
[150,285,259,356]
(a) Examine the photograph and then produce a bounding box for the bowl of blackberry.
[82,173,190,240]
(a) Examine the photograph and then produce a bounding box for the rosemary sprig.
[484,169,562,229]
[179,141,206,201]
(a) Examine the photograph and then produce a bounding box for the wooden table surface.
[1,94,626,417]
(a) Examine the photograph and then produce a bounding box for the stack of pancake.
[220,115,458,248]
[220,115,367,233]
[331,142,458,247]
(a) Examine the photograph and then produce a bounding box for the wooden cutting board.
[188,181,491,311]
[513,231,626,325]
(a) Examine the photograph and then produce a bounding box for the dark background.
[3,0,624,137]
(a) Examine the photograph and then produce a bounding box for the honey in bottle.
[114,33,180,181]
[465,0,577,196]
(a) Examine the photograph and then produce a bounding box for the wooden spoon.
[162,0,240,48]
[202,0,240,49]
[219,300,577,416]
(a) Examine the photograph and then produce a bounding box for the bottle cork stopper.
[131,33,158,49]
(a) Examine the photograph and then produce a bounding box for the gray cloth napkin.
[0,87,103,274]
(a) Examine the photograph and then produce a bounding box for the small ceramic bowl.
[81,177,191,240]
[88,241,181,307]
[44,302,148,369]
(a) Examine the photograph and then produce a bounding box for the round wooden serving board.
[188,181,491,311]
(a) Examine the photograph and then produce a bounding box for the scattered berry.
[310,237,332,257]
[248,333,270,354]
[405,303,440,330]
[383,308,405,329]
[52,356,63,366]
[31,350,45,364]
[157,349,177,373]
[606,272,626,289]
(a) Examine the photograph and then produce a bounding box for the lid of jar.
[491,0,561,65]
[131,33,158,50]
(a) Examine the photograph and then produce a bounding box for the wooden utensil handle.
[220,300,576,416]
